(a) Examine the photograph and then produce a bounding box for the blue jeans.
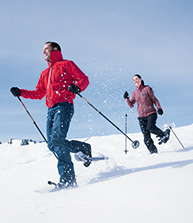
[47,102,91,184]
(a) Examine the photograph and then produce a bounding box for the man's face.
[43,43,52,62]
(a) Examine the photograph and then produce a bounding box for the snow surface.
[0,124,193,223]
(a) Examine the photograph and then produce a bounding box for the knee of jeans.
[49,140,66,152]
[51,134,67,145]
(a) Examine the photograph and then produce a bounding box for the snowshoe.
[74,151,92,167]
[158,129,170,145]
[48,180,78,192]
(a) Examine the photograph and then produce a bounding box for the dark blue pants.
[47,102,91,184]
[138,113,164,153]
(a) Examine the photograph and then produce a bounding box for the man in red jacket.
[11,41,91,189]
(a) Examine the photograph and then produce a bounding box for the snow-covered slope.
[0,124,193,223]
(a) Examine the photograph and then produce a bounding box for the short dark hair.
[45,41,61,52]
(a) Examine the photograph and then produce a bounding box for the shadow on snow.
[88,149,193,185]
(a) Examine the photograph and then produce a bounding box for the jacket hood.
[47,50,63,67]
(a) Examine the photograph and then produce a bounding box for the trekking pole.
[77,93,139,149]
[124,101,128,154]
[162,116,185,149]
[17,96,58,159]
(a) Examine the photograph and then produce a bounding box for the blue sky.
[0,0,193,143]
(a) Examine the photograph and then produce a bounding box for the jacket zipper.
[47,67,54,107]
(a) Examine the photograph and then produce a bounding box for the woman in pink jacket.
[124,74,169,154]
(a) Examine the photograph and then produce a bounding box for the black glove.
[68,84,81,94]
[123,91,129,99]
[158,109,163,115]
[10,87,21,97]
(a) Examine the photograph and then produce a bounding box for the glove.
[10,87,21,97]
[123,91,129,99]
[158,109,163,115]
[68,84,81,94]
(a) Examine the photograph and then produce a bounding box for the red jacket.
[20,51,89,108]
[126,85,162,117]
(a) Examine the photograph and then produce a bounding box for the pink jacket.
[20,50,89,108]
[126,85,162,117]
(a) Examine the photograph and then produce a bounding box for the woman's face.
[133,76,142,88]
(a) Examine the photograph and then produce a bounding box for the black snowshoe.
[158,129,170,145]
[48,180,78,192]
[74,151,92,167]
